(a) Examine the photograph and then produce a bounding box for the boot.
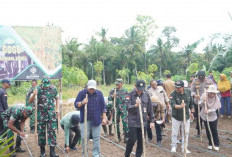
[40,146,46,157]
[124,132,129,143]
[9,146,16,157]
[109,124,113,136]
[50,146,59,157]
[117,133,121,142]
[30,126,35,133]
[15,137,26,153]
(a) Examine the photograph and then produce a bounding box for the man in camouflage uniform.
[29,77,59,157]
[1,104,33,157]
[191,71,213,136]
[25,79,37,133]
[102,97,113,136]
[108,79,129,143]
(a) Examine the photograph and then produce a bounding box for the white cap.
[87,80,97,89]
[183,80,188,88]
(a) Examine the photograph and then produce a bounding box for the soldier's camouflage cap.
[115,79,123,84]
[42,76,51,87]
[25,106,33,116]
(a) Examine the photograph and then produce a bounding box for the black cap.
[136,79,146,91]
[157,80,163,85]
[175,80,184,88]
[1,79,13,85]
[197,71,205,76]
[71,114,80,126]
[166,73,172,78]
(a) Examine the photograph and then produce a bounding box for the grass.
[7,84,135,106]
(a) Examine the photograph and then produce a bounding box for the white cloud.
[1,0,232,52]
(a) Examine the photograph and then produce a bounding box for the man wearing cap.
[0,79,12,137]
[29,76,59,157]
[75,80,107,157]
[191,71,213,136]
[170,80,194,153]
[60,110,81,153]
[1,104,33,156]
[125,79,154,157]
[25,79,37,133]
[108,79,129,142]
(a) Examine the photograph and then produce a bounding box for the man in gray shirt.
[60,110,80,153]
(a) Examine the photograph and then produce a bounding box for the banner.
[0,26,62,80]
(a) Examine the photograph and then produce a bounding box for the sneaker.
[220,115,224,118]
[157,141,162,146]
[171,146,176,153]
[182,149,191,154]
[214,146,219,151]
[228,116,231,118]
[208,146,212,150]
[90,139,93,142]
[69,147,77,151]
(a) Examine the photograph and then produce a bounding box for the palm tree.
[62,38,82,67]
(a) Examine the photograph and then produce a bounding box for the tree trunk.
[103,59,106,85]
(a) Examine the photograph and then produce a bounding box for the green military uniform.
[26,86,36,129]
[36,80,58,147]
[108,80,129,140]
[1,104,33,151]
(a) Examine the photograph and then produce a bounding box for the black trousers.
[146,120,152,140]
[203,119,220,147]
[125,126,144,157]
[194,104,203,134]
[61,125,81,148]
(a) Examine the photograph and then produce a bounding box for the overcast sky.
[1,0,232,51]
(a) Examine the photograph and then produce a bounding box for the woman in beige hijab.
[199,85,221,151]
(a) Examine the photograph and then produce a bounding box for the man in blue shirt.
[75,80,107,157]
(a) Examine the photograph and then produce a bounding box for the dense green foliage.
[61,15,232,84]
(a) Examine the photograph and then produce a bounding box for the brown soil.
[9,109,232,157]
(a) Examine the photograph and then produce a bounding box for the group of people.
[0,70,231,157]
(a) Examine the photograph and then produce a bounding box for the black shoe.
[40,146,46,157]
[9,146,16,157]
[50,146,59,157]
[15,147,26,153]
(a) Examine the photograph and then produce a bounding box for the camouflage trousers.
[114,105,129,136]
[26,104,35,128]
[37,120,57,146]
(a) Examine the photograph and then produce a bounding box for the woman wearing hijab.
[199,85,221,151]
[218,74,231,118]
